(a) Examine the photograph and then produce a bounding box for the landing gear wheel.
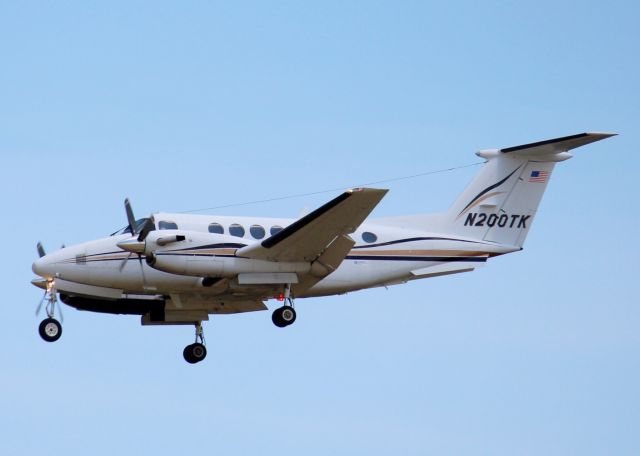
[39,318,62,342]
[183,343,207,364]
[272,306,296,328]
[183,322,207,364]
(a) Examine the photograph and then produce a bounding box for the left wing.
[236,188,388,263]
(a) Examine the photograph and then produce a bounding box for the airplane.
[31,132,615,363]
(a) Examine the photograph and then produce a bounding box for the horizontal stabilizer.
[411,259,487,279]
[477,132,616,159]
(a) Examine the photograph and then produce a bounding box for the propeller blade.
[137,217,155,242]
[57,302,64,323]
[35,291,47,316]
[124,198,137,235]
[138,254,148,288]
[118,252,133,272]
[37,242,46,258]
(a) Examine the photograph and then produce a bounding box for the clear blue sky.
[2,1,638,454]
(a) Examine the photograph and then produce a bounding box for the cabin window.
[362,232,377,243]
[208,223,224,234]
[250,225,266,239]
[270,225,283,236]
[229,224,245,237]
[158,221,178,230]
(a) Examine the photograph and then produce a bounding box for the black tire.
[183,343,207,364]
[272,308,287,328]
[183,344,196,363]
[38,318,62,342]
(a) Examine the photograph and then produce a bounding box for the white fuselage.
[33,212,514,303]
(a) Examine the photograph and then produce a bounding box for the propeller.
[118,199,154,288]
[35,289,47,316]
[37,241,46,258]
[123,198,154,242]
[34,243,63,322]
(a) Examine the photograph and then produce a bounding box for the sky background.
[1,1,638,454]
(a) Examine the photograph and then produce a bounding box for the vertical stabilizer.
[442,132,615,247]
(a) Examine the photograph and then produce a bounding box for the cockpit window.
[110,218,155,236]
[158,221,178,230]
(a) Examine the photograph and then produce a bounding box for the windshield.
[110,218,154,236]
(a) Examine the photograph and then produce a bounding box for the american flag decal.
[529,170,549,183]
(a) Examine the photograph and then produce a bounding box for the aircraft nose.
[32,256,54,279]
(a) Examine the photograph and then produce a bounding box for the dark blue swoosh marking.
[353,237,486,249]
[458,165,522,216]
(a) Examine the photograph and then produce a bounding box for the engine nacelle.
[143,230,311,278]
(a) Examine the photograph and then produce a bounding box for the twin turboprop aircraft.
[32,132,615,363]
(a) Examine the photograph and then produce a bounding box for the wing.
[236,188,388,262]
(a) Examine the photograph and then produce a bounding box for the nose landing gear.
[183,322,207,364]
[37,281,63,343]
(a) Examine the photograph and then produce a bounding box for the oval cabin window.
[362,232,378,243]
[229,224,245,237]
[208,223,224,234]
[250,225,266,239]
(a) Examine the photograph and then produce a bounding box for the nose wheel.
[39,317,62,342]
[183,322,207,364]
[37,281,63,343]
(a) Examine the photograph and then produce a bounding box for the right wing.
[236,188,388,263]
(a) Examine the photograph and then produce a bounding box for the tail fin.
[443,132,615,247]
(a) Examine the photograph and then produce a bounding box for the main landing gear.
[183,322,207,364]
[272,306,296,327]
[37,281,63,343]
[272,283,297,328]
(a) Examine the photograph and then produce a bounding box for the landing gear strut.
[272,283,297,328]
[183,322,207,364]
[37,281,63,342]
